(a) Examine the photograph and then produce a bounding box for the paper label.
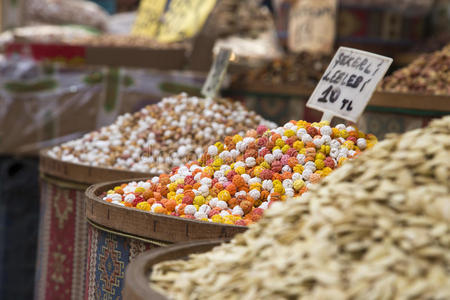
[306,47,393,122]
[157,0,217,43]
[288,0,337,54]
[132,0,216,42]
[201,48,232,98]
[132,0,166,37]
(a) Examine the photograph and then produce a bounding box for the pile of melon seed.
[150,116,450,300]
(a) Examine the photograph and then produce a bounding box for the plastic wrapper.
[0,55,207,155]
[27,0,109,31]
[0,25,97,52]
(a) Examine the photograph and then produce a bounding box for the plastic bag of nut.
[27,0,109,31]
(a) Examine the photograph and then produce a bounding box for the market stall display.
[36,93,274,300]
[48,93,275,174]
[379,44,450,95]
[102,120,377,225]
[149,115,450,299]
[231,52,330,91]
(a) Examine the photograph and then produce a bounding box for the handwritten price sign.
[201,48,232,98]
[306,47,393,122]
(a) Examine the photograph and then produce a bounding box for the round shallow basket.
[124,240,225,300]
[36,149,153,300]
[84,180,247,300]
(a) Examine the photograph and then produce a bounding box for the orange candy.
[232,175,245,188]
[225,183,237,195]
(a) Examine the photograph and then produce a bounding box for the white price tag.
[201,48,232,98]
[306,47,393,122]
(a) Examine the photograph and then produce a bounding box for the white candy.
[245,157,256,167]
[216,201,228,209]
[232,206,244,216]
[302,169,313,180]
[199,204,211,215]
[262,180,273,191]
[273,149,283,160]
[209,198,219,208]
[292,173,302,181]
[207,145,218,156]
[282,165,291,173]
[198,185,210,197]
[357,138,367,150]
[124,194,135,203]
[219,210,230,217]
[264,154,275,164]
[283,179,293,189]
[301,134,313,143]
[249,189,260,200]
[194,212,208,220]
[241,174,251,183]
[320,125,332,136]
[285,188,294,198]
[200,178,212,187]
[184,205,197,215]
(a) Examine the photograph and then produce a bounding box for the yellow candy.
[315,152,326,160]
[332,128,340,137]
[340,130,349,139]
[136,202,150,211]
[215,142,224,152]
[232,135,243,144]
[319,120,330,126]
[293,141,304,151]
[135,187,145,194]
[296,120,308,128]
[319,145,330,155]
[206,195,213,201]
[281,195,287,201]
[293,179,305,191]
[284,129,295,137]
[273,146,281,151]
[224,219,234,225]
[107,190,114,194]
[358,131,365,138]
[253,167,263,177]
[250,183,262,191]
[274,184,285,194]
[194,204,199,211]
[211,215,223,223]
[293,164,304,173]
[167,192,176,199]
[275,138,285,148]
[315,159,325,170]
[204,166,214,176]
[235,166,246,175]
[281,145,290,153]
[175,178,184,185]
[218,190,231,202]
[272,180,281,186]
[168,182,178,192]
[338,157,348,166]
[212,158,223,168]
[260,161,270,169]
[299,148,307,155]
[194,195,206,206]
[322,167,333,176]
[113,187,122,192]
[201,218,209,222]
